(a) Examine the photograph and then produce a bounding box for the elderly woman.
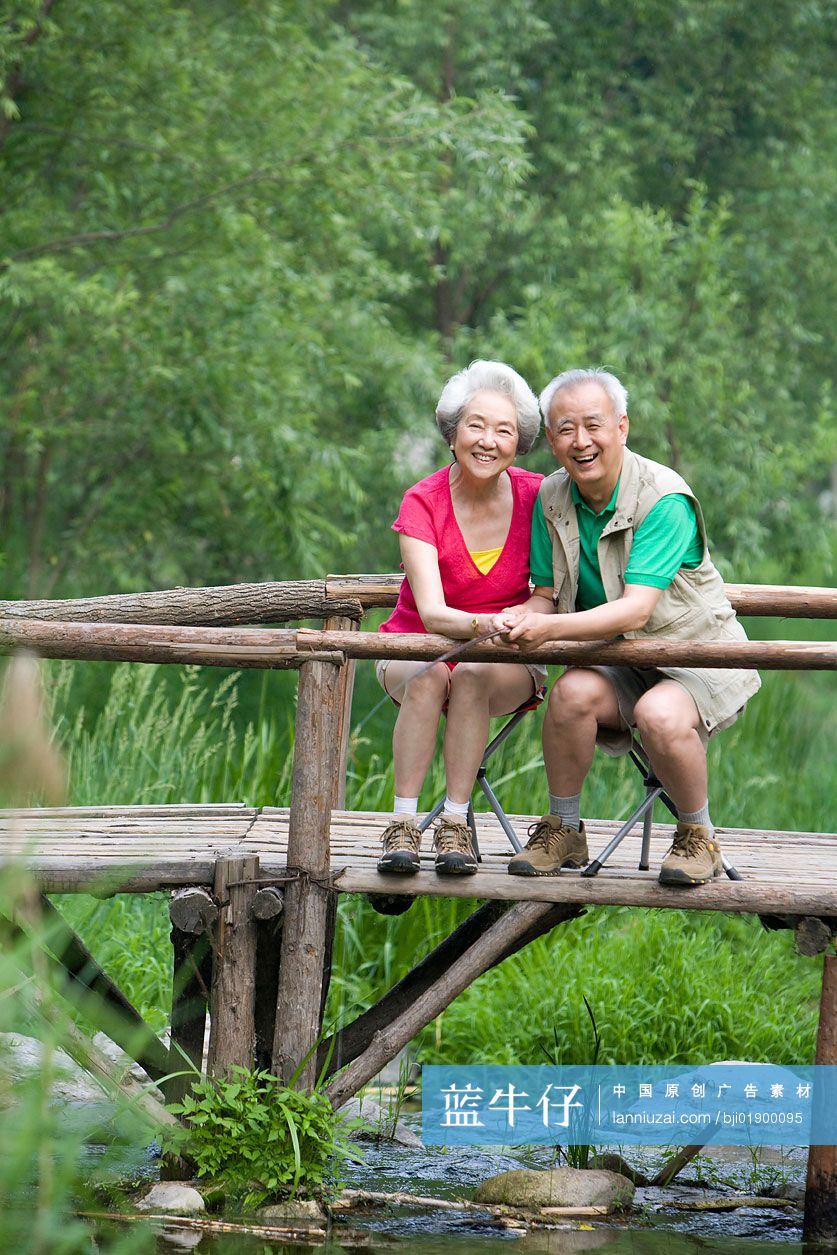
[376,360,544,876]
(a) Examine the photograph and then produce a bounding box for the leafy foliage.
[162,1066,360,1205]
[1,0,834,598]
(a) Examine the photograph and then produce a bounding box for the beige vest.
[538,448,761,732]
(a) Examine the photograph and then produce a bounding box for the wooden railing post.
[272,658,342,1088]
[803,949,837,1241]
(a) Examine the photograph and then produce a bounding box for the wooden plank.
[4,575,834,624]
[257,861,837,914]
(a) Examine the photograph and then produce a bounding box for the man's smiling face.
[545,381,628,510]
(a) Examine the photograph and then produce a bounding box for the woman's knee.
[399,663,449,708]
[447,662,493,702]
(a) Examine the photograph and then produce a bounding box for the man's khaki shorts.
[590,664,743,756]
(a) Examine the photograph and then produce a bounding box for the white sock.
[443,797,470,818]
[548,792,581,830]
[393,796,419,817]
[679,803,714,836]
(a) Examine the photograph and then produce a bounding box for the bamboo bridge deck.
[3,803,835,916]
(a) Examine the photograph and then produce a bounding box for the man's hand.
[486,606,526,637]
[505,612,556,647]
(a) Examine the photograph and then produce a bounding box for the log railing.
[2,574,836,626]
[0,618,835,670]
[325,574,837,620]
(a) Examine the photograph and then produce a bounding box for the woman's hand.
[505,612,557,647]
[486,606,525,637]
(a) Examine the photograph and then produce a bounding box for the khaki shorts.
[589,665,743,757]
[375,658,547,706]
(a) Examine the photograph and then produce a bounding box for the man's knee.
[633,687,697,742]
[548,668,614,723]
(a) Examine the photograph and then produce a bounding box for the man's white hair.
[540,368,628,429]
[436,360,541,455]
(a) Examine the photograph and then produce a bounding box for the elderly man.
[495,368,760,886]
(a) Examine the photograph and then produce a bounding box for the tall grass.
[37,657,835,1073]
[0,868,159,1252]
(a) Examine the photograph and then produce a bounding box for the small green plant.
[162,1067,361,1206]
[689,1145,801,1196]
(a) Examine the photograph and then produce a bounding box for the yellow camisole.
[469,546,503,575]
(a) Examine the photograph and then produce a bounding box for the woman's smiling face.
[451,389,519,480]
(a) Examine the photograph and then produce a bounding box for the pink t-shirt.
[380,464,544,635]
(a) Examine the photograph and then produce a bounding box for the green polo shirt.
[530,481,703,611]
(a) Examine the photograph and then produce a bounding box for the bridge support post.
[803,949,837,1242]
[162,889,216,1108]
[272,657,342,1089]
[207,851,259,1079]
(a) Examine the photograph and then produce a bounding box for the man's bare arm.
[502,583,663,646]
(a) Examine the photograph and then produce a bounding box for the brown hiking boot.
[659,823,723,886]
[432,813,478,875]
[377,815,422,874]
[507,815,589,876]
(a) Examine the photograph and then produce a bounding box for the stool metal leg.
[418,798,445,833]
[640,792,654,871]
[466,801,481,862]
[476,770,523,853]
[586,739,744,880]
[582,784,663,877]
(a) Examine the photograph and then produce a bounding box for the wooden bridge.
[0,574,835,1237]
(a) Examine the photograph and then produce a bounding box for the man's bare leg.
[542,667,624,796]
[633,681,721,886]
[632,681,707,814]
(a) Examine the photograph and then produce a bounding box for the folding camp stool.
[418,684,547,859]
[580,736,742,881]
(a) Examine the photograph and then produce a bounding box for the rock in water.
[339,1094,422,1147]
[257,1199,327,1224]
[474,1165,635,1211]
[590,1151,651,1186]
[135,1182,206,1214]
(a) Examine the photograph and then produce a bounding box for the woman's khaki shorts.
[375,658,547,706]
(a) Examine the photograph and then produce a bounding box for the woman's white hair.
[540,368,628,429]
[435,360,541,455]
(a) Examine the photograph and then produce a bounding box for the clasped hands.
[486,606,555,648]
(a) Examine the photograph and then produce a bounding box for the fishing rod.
[351,626,508,735]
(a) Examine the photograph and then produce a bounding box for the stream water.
[98,1117,814,1254]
